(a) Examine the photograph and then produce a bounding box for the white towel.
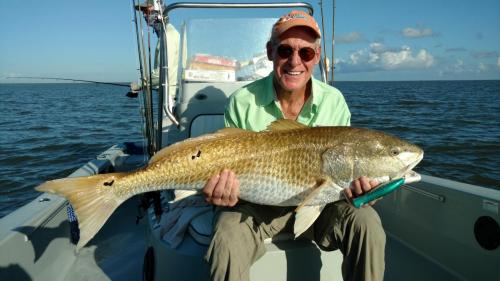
[159,192,212,248]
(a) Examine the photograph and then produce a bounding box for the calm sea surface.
[0,81,499,218]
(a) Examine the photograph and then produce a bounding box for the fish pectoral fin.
[296,177,330,211]
[294,205,326,238]
[293,177,340,238]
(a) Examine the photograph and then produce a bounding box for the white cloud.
[348,50,364,65]
[370,42,386,53]
[478,63,488,72]
[336,43,435,72]
[449,59,465,73]
[381,46,434,69]
[3,72,20,77]
[336,32,363,44]
[439,59,494,76]
[402,27,434,38]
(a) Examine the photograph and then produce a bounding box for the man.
[130,1,179,104]
[202,10,385,281]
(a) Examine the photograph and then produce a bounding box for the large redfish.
[37,120,423,250]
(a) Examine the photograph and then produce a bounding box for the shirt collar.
[309,77,324,113]
[260,72,276,106]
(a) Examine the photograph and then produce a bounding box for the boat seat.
[164,81,249,146]
[187,208,213,245]
[190,114,225,137]
[158,192,297,247]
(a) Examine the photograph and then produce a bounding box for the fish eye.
[390,148,401,156]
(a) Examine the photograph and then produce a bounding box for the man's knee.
[314,202,385,250]
[347,206,386,243]
[210,211,248,250]
[206,211,245,264]
[206,210,264,281]
[213,211,243,232]
[209,209,264,254]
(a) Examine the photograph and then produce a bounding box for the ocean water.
[0,83,144,218]
[0,81,499,218]
[338,80,500,191]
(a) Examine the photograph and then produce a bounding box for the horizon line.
[1,79,499,85]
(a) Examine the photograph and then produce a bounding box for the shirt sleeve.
[224,94,240,128]
[314,87,352,127]
[338,97,351,126]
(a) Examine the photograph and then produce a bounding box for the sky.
[0,0,499,82]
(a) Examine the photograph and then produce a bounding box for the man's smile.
[284,70,304,76]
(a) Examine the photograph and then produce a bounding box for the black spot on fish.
[191,150,202,160]
[104,180,114,186]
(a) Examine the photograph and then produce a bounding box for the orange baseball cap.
[272,10,321,39]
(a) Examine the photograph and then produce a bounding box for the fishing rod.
[133,0,156,157]
[331,0,335,83]
[6,76,131,88]
[146,7,157,155]
[319,0,329,84]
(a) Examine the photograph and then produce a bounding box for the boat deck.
[60,199,460,281]
[62,199,145,281]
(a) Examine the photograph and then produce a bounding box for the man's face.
[267,27,321,93]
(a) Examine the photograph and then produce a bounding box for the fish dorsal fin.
[149,127,252,164]
[266,119,308,131]
[215,127,248,135]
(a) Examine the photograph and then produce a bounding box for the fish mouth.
[402,170,421,184]
[393,151,424,182]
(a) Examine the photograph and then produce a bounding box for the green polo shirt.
[224,72,351,131]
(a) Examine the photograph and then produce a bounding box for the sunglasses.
[276,44,317,62]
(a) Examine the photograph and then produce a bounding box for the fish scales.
[116,127,327,205]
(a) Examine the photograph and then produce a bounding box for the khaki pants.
[204,201,386,281]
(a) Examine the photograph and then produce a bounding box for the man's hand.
[344,176,380,207]
[202,169,240,207]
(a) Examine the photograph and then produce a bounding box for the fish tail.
[36,172,128,251]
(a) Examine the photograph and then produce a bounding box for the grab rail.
[164,2,314,15]
[403,185,446,202]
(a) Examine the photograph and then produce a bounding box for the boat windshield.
[180,17,321,82]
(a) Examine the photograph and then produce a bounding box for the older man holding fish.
[36,9,423,281]
[203,10,385,281]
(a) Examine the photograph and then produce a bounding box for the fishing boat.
[0,1,498,281]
